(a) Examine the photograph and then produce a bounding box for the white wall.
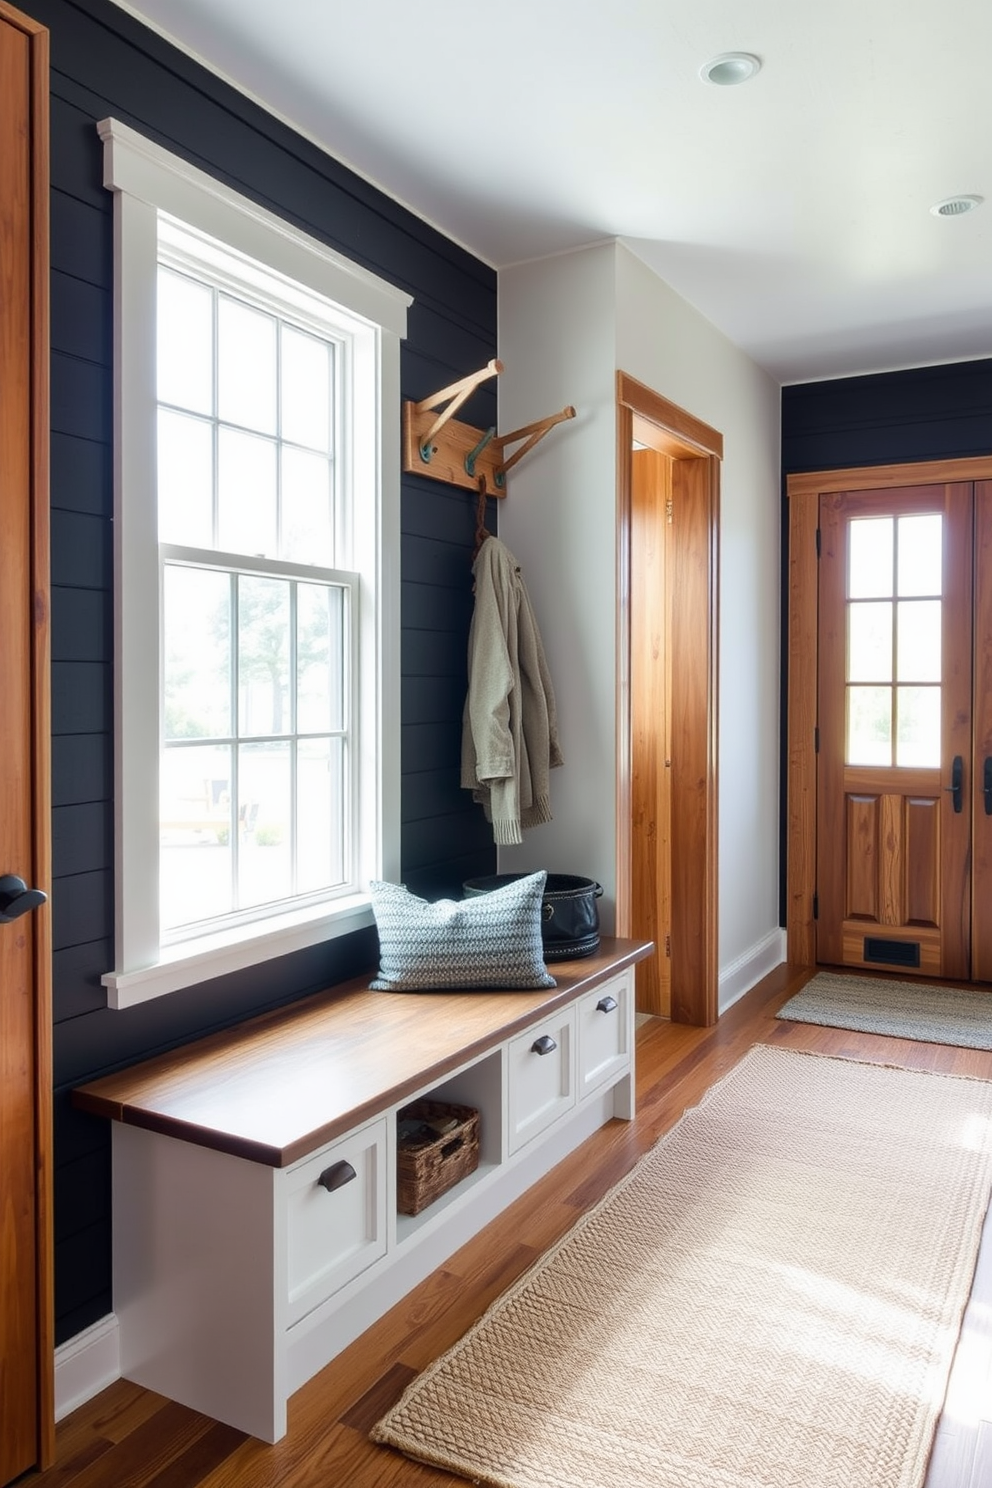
[497,240,783,998]
[497,242,621,929]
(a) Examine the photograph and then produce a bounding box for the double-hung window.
[100,119,409,1007]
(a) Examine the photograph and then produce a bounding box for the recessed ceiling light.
[699,52,762,86]
[930,194,983,217]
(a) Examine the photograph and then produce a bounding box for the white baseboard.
[718,928,787,1015]
[55,1313,120,1421]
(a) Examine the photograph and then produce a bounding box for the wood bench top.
[73,937,654,1168]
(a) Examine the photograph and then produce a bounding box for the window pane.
[897,514,942,597]
[238,741,292,906]
[281,447,333,565]
[849,518,893,599]
[282,325,331,452]
[160,743,233,928]
[297,583,344,733]
[897,600,941,683]
[218,427,277,556]
[896,686,941,767]
[158,268,212,415]
[848,601,892,683]
[164,566,232,740]
[297,737,345,892]
[847,686,892,765]
[158,410,214,546]
[218,296,277,434]
[238,575,291,736]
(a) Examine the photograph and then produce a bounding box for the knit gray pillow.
[369,871,556,991]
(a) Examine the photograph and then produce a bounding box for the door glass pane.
[158,410,214,547]
[848,601,892,682]
[281,325,331,452]
[238,741,292,906]
[218,428,277,557]
[160,743,233,928]
[847,686,892,765]
[163,566,232,740]
[896,686,941,767]
[849,518,893,598]
[297,737,345,892]
[158,268,213,415]
[218,296,277,434]
[897,514,942,597]
[238,576,291,736]
[897,600,941,683]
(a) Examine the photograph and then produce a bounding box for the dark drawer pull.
[532,1034,557,1056]
[596,995,618,1014]
[317,1160,357,1193]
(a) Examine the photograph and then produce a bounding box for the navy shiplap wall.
[782,358,992,474]
[779,357,992,921]
[29,0,497,1343]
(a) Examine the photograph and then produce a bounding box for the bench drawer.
[284,1118,387,1326]
[577,972,631,1099]
[507,1010,575,1155]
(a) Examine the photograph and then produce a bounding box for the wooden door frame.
[787,456,992,968]
[0,0,53,1471]
[616,372,721,1026]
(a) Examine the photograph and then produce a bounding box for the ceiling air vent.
[930,195,983,217]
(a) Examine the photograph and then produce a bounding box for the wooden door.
[630,447,672,1016]
[816,484,973,979]
[619,374,721,1028]
[0,4,53,1481]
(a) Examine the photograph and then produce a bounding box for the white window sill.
[102,894,375,1009]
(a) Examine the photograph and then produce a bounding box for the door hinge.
[812,892,819,920]
[814,726,820,753]
[664,933,671,958]
[815,527,821,557]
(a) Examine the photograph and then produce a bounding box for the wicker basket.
[396,1098,480,1216]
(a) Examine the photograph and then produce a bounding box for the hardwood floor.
[26,962,992,1488]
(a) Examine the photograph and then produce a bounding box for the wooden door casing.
[0,4,52,1481]
[816,485,972,980]
[972,481,992,983]
[616,373,720,1027]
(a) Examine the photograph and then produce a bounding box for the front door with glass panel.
[816,484,974,979]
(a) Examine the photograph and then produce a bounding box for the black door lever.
[946,756,964,814]
[0,874,47,922]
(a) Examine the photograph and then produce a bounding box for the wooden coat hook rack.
[403,358,575,496]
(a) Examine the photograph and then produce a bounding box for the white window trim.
[98,118,409,1008]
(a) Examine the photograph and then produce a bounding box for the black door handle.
[531,1034,557,1056]
[0,874,47,923]
[985,757,992,817]
[945,755,964,814]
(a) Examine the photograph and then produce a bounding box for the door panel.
[817,485,972,979]
[972,482,992,981]
[0,4,52,1480]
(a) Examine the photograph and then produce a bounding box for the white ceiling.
[112,0,992,384]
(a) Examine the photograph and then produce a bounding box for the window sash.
[99,117,406,1008]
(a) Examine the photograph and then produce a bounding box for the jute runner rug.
[777,971,992,1049]
[372,1045,992,1488]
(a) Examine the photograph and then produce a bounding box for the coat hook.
[465,426,496,480]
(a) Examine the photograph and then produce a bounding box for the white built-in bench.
[73,936,653,1441]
